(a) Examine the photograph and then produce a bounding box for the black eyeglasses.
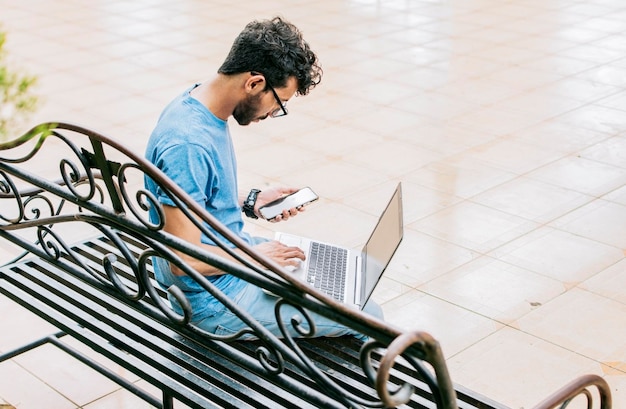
[267,83,289,118]
[251,72,288,118]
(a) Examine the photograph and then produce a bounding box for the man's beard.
[232,93,267,125]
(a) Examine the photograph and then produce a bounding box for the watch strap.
[242,189,261,219]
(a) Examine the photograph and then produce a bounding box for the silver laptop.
[275,183,403,309]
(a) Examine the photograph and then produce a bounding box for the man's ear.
[246,73,266,95]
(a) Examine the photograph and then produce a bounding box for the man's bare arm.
[162,204,305,276]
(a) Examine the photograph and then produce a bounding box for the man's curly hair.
[218,17,322,96]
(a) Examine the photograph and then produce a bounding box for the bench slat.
[75,235,503,409]
[0,258,353,408]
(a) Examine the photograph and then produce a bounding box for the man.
[145,17,382,340]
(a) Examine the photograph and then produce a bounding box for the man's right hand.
[254,240,305,267]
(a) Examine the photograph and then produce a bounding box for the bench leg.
[0,331,66,362]
[0,330,180,409]
[163,392,174,409]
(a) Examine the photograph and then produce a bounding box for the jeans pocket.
[214,324,238,337]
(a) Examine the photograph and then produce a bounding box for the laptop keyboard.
[306,242,348,301]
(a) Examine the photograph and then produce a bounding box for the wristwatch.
[242,188,261,219]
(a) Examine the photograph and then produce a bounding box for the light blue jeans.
[196,282,384,341]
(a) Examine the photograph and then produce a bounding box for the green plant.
[0,28,39,142]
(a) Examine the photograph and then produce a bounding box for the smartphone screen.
[259,187,319,220]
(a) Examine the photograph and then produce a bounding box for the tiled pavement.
[0,0,625,407]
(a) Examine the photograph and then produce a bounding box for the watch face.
[243,189,260,219]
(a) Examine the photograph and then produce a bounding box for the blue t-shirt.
[145,84,249,321]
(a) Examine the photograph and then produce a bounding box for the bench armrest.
[533,374,611,409]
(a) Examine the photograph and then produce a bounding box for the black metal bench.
[0,123,612,409]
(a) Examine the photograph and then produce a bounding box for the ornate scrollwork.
[275,298,317,339]
[36,225,63,260]
[22,194,55,222]
[117,162,164,230]
[254,341,285,376]
[60,156,94,202]
[273,298,381,408]
[33,220,143,299]
[136,247,192,326]
[138,245,265,342]
[90,224,146,301]
[0,170,25,224]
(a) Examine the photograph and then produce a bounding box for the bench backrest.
[0,122,459,409]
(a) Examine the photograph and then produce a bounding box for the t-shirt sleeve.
[152,143,215,207]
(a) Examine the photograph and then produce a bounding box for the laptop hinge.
[353,255,363,307]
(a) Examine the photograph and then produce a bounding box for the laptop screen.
[360,183,404,305]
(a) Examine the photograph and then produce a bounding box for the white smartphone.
[259,187,319,220]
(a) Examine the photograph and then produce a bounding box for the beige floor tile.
[527,156,626,197]
[493,227,623,284]
[270,161,387,202]
[483,65,564,91]
[596,92,626,112]
[82,378,188,409]
[559,44,623,66]
[236,142,326,181]
[615,57,626,69]
[602,373,626,407]
[574,65,626,88]
[345,180,462,225]
[337,105,429,136]
[555,104,626,136]
[0,297,59,353]
[518,54,599,76]
[411,200,539,253]
[518,288,626,363]
[555,24,612,43]
[381,289,500,357]
[553,200,626,248]
[406,154,517,199]
[339,76,417,107]
[452,107,538,137]
[389,92,481,121]
[421,256,564,324]
[12,344,120,406]
[0,359,76,409]
[290,90,374,125]
[541,77,622,103]
[383,229,478,288]
[0,241,24,266]
[581,258,626,305]
[463,138,563,174]
[511,120,609,154]
[492,90,586,119]
[471,176,593,223]
[436,77,522,106]
[593,32,626,52]
[343,141,440,179]
[431,56,507,84]
[385,48,452,73]
[395,122,495,156]
[603,184,626,205]
[370,276,413,305]
[448,327,604,409]
[82,387,151,409]
[579,136,626,169]
[283,123,385,157]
